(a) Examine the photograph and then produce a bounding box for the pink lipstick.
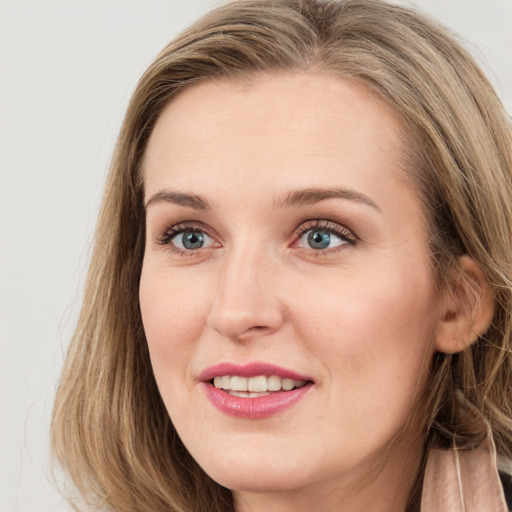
[199,362,314,419]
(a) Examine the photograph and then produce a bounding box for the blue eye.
[171,230,214,250]
[299,229,345,250]
[295,222,355,252]
[307,230,333,249]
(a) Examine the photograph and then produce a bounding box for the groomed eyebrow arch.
[145,187,380,212]
[145,190,210,210]
[274,187,381,212]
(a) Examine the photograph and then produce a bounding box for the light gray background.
[1,1,511,511]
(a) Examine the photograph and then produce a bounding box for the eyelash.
[293,220,358,254]
[157,222,218,256]
[157,219,357,257]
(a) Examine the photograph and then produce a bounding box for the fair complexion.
[140,73,465,512]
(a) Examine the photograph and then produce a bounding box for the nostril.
[245,325,271,335]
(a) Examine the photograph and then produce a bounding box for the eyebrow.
[144,186,381,212]
[145,190,210,210]
[274,187,381,212]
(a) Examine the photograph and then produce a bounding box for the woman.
[52,0,512,511]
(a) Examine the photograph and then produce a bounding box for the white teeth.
[212,375,307,393]
[248,376,267,392]
[282,378,295,391]
[230,376,248,391]
[228,390,271,398]
[267,375,281,391]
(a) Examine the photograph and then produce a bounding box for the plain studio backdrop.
[0,1,510,511]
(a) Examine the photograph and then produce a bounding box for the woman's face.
[140,73,443,506]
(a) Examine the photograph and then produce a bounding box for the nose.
[207,246,285,342]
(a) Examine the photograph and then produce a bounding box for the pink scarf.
[421,433,508,511]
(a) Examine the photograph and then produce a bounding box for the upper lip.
[198,362,313,382]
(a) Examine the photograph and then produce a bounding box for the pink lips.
[199,362,312,382]
[199,362,314,419]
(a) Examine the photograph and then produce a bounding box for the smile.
[213,375,308,397]
[200,362,314,419]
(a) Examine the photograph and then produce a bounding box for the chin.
[193,444,325,495]
[207,465,306,494]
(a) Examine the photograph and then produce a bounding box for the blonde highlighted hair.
[52,0,512,510]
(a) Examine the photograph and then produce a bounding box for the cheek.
[288,264,438,417]
[139,265,211,384]
[292,260,437,344]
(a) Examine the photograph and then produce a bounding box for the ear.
[434,256,495,354]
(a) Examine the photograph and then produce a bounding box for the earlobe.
[434,256,495,354]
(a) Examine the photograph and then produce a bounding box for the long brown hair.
[52,1,512,510]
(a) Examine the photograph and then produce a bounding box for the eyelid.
[292,219,358,251]
[155,219,357,258]
[157,221,221,254]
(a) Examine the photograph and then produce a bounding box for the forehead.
[143,72,412,205]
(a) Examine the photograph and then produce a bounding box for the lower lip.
[202,382,313,419]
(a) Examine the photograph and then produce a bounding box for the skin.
[139,73,451,512]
